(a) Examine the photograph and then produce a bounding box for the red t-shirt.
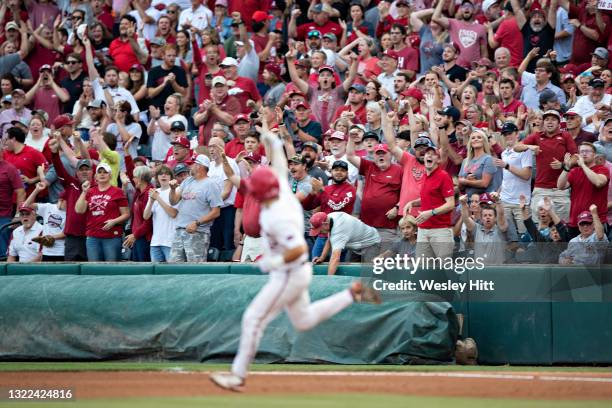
[443,140,467,178]
[332,103,367,124]
[399,151,426,217]
[224,139,266,159]
[229,76,262,112]
[33,86,66,124]
[302,182,356,214]
[569,3,612,65]
[567,165,610,227]
[0,160,23,217]
[164,147,196,169]
[395,45,419,74]
[419,166,455,229]
[3,145,47,196]
[109,36,142,73]
[296,21,343,41]
[498,99,526,116]
[26,43,61,81]
[85,186,128,239]
[51,152,92,236]
[198,95,242,146]
[522,131,578,188]
[493,17,524,67]
[359,159,402,229]
[238,179,261,237]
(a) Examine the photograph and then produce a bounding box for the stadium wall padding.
[0,273,458,364]
[0,263,610,364]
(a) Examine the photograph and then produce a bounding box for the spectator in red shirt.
[347,138,402,253]
[557,141,609,238]
[123,166,154,262]
[498,77,526,120]
[109,14,149,73]
[376,0,410,39]
[407,139,456,260]
[3,126,47,196]
[225,114,252,158]
[332,84,367,124]
[91,0,114,31]
[289,3,343,41]
[303,160,356,261]
[387,24,419,79]
[75,162,130,262]
[559,0,611,66]
[514,110,577,222]
[24,65,69,124]
[194,76,241,146]
[219,56,261,112]
[0,141,25,257]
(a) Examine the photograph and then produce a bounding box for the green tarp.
[0,274,458,363]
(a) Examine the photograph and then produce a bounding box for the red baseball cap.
[243,151,262,164]
[401,87,424,102]
[383,49,399,60]
[264,63,281,79]
[234,113,251,124]
[252,11,273,23]
[479,193,495,205]
[318,65,335,74]
[52,114,74,129]
[329,131,347,141]
[295,101,310,110]
[374,143,390,153]
[577,211,593,224]
[18,205,35,214]
[171,136,190,148]
[309,212,329,236]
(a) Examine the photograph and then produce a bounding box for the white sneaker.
[209,372,245,392]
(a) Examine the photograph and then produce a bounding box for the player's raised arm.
[259,115,290,195]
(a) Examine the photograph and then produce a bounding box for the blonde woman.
[458,129,498,197]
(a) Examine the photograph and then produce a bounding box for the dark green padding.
[156,263,230,275]
[0,274,458,363]
[6,263,80,275]
[466,266,552,364]
[80,263,153,275]
[550,266,612,363]
[0,263,7,275]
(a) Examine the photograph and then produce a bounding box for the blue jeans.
[86,237,122,262]
[211,206,236,251]
[0,216,13,258]
[311,236,347,262]
[131,237,151,262]
[150,245,171,262]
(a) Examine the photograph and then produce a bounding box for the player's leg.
[230,272,291,380]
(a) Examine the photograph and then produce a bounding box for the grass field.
[1,363,610,408]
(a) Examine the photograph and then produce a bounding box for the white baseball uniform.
[230,143,355,380]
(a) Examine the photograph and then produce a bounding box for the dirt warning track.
[1,370,612,400]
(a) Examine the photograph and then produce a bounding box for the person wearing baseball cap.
[0,88,31,138]
[322,130,359,183]
[167,134,194,169]
[309,211,381,274]
[333,83,367,124]
[302,157,356,260]
[3,126,47,196]
[7,203,44,263]
[74,156,129,261]
[31,63,70,124]
[559,206,608,265]
[262,63,284,105]
[495,121,533,235]
[219,54,261,114]
[557,140,609,239]
[591,47,609,69]
[563,109,594,145]
[168,152,223,262]
[378,50,400,98]
[291,0,341,41]
[172,162,190,184]
[298,141,328,184]
[346,131,402,251]
[514,104,576,221]
[570,77,611,133]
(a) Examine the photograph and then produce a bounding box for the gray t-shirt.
[329,212,380,252]
[390,238,416,258]
[176,176,223,232]
[473,224,508,265]
[0,54,21,77]
[459,154,498,197]
[559,232,609,265]
[263,82,286,107]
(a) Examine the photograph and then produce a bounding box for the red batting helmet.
[247,167,280,202]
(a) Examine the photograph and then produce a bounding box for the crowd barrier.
[0,263,610,365]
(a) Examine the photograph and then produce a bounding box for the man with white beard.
[510,0,557,73]
[322,131,359,184]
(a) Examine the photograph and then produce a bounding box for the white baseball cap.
[482,0,499,13]
[220,57,238,67]
[194,154,210,168]
[96,162,112,173]
[212,76,227,86]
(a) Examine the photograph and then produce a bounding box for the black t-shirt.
[60,71,87,113]
[446,63,468,84]
[522,24,555,72]
[146,65,188,113]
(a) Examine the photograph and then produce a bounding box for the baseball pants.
[231,264,354,379]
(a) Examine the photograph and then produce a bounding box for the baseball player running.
[210,122,380,392]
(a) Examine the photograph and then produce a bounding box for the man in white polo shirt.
[310,211,381,275]
[494,122,533,234]
[7,205,43,263]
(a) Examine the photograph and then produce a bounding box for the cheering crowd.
[0,0,610,267]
